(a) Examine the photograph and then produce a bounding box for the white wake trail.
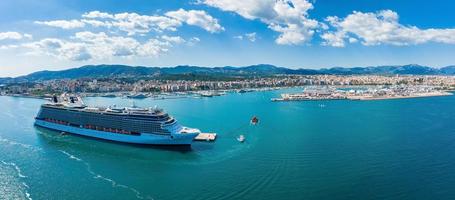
[0,160,33,200]
[0,135,41,152]
[59,150,153,200]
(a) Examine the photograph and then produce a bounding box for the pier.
[271,86,453,102]
[194,133,217,141]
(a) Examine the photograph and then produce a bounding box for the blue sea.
[1,88,455,200]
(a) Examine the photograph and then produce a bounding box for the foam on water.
[0,135,41,152]
[58,150,154,200]
[0,160,33,200]
[1,160,27,178]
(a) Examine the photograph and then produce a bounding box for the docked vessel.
[34,94,200,145]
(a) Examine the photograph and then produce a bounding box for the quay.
[271,86,453,102]
[194,133,217,141]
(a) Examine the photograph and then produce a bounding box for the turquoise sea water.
[1,88,455,200]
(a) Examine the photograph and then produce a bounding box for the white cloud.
[81,19,112,28]
[35,20,85,29]
[23,38,91,61]
[0,32,32,40]
[16,9,215,61]
[105,12,182,35]
[35,10,223,35]
[82,11,114,19]
[321,31,346,47]
[234,32,257,42]
[0,44,19,50]
[322,10,455,47]
[137,39,172,56]
[201,0,319,45]
[161,35,186,44]
[165,9,224,33]
[245,32,256,42]
[22,32,186,61]
[73,31,140,57]
[187,37,200,46]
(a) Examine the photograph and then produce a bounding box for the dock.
[194,133,217,141]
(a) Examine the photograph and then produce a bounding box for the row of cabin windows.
[43,118,140,136]
[43,114,168,134]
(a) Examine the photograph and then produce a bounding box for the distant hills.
[2,64,455,83]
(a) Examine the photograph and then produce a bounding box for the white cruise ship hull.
[35,119,198,145]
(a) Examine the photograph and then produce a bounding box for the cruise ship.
[34,94,200,145]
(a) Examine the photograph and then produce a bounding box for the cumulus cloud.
[35,9,223,35]
[91,12,182,35]
[234,32,257,42]
[21,9,215,61]
[82,11,114,19]
[161,35,186,44]
[22,32,187,61]
[23,38,92,61]
[165,9,224,33]
[322,10,455,47]
[201,0,319,45]
[35,20,85,29]
[0,32,32,40]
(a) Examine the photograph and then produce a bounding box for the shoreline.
[0,86,291,100]
[348,91,453,101]
[272,90,453,102]
[3,88,453,102]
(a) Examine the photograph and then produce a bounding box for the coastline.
[0,86,291,100]
[3,87,454,102]
[348,91,453,101]
[272,89,454,102]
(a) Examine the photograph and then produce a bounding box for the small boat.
[199,91,214,97]
[251,116,259,125]
[237,135,245,143]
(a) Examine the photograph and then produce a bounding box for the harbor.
[272,85,453,101]
[4,74,455,101]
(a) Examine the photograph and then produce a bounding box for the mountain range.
[1,64,455,83]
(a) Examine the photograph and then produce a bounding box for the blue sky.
[0,0,455,77]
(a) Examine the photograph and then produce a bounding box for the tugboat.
[250,116,259,125]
